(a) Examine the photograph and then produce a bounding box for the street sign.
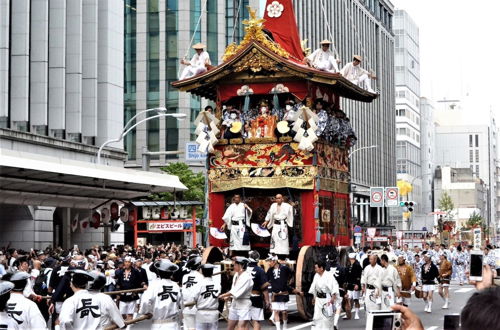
[385,187,399,207]
[473,228,482,250]
[396,231,403,240]
[185,142,207,162]
[370,187,384,207]
[354,233,362,237]
[367,227,376,238]
[354,225,362,233]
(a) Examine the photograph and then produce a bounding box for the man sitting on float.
[341,55,376,93]
[306,40,341,73]
[179,43,211,80]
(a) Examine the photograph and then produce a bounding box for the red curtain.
[300,191,316,246]
[208,192,228,247]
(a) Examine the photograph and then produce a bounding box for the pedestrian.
[326,252,346,329]
[421,254,439,313]
[193,264,221,330]
[139,259,182,329]
[413,254,423,285]
[395,255,416,307]
[308,260,338,330]
[3,271,46,329]
[266,254,292,330]
[247,251,270,330]
[379,254,402,311]
[87,271,125,329]
[0,281,17,328]
[218,257,253,330]
[115,256,143,322]
[438,254,452,309]
[361,254,383,313]
[57,269,103,329]
[452,245,467,285]
[181,256,203,330]
[344,252,362,320]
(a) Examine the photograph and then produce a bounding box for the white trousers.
[351,73,374,93]
[314,60,339,73]
[180,65,207,80]
[364,288,381,312]
[381,288,395,311]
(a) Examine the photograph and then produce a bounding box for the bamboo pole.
[104,314,152,330]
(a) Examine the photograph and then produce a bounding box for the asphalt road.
[131,283,474,329]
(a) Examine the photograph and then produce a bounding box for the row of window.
[397,127,420,143]
[396,90,420,108]
[469,134,479,147]
[396,108,421,126]
[469,149,480,163]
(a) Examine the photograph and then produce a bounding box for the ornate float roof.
[172,8,378,103]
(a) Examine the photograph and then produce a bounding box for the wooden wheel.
[295,245,316,320]
[202,246,224,264]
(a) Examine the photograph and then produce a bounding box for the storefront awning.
[0,149,187,209]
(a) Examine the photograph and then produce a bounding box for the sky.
[391,0,500,124]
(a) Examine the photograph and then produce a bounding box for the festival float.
[172,1,377,320]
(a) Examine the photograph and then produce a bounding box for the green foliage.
[438,191,455,220]
[464,211,488,234]
[157,163,205,202]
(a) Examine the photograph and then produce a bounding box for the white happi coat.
[340,62,374,92]
[265,202,294,255]
[89,292,125,330]
[307,49,339,73]
[194,277,221,324]
[229,271,253,311]
[222,203,252,251]
[59,289,102,330]
[139,278,182,325]
[308,271,339,328]
[179,51,211,80]
[0,311,18,329]
[380,265,402,310]
[7,292,46,329]
[181,270,204,316]
[361,264,383,312]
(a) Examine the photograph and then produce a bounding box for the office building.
[0,0,185,250]
[419,97,436,228]
[292,0,396,227]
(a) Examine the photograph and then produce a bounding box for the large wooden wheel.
[295,246,317,320]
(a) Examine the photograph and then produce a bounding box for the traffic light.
[400,201,415,212]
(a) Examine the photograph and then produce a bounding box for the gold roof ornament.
[222,6,290,62]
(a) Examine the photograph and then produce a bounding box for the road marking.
[426,327,439,330]
[287,322,313,330]
[454,288,474,293]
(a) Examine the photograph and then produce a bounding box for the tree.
[157,162,205,203]
[438,191,455,221]
[465,211,483,229]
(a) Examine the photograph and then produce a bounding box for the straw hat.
[320,39,332,45]
[192,42,206,49]
[353,55,362,62]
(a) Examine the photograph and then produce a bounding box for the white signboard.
[396,231,403,240]
[473,228,482,250]
[367,237,388,242]
[367,227,377,238]
[185,142,207,162]
[370,187,384,207]
[385,187,399,207]
[147,222,184,231]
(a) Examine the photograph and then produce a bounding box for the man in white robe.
[308,260,339,329]
[179,43,211,80]
[221,194,253,254]
[306,40,340,73]
[380,254,402,311]
[361,254,383,313]
[340,55,376,93]
[263,194,294,257]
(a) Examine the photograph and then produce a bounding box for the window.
[476,165,480,176]
[475,150,479,162]
[469,135,473,147]
[475,134,479,147]
[470,150,474,162]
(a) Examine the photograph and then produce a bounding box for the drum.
[229,121,243,133]
[400,291,412,298]
[414,286,423,299]
[277,120,290,134]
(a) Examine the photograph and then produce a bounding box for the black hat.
[234,257,250,266]
[69,269,93,287]
[185,256,203,271]
[248,250,260,263]
[88,271,106,291]
[201,263,216,269]
[154,259,179,273]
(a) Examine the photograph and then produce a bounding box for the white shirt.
[189,51,211,68]
[340,62,369,81]
[380,265,402,292]
[89,292,125,329]
[7,292,47,329]
[59,289,102,330]
[194,277,220,311]
[0,311,19,329]
[265,202,294,228]
[307,48,339,72]
[182,270,204,315]
[229,271,253,310]
[308,271,339,298]
[142,263,157,283]
[222,203,252,229]
[139,278,182,321]
[361,264,383,290]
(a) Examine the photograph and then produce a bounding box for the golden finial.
[242,6,265,27]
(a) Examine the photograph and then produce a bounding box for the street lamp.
[348,145,378,158]
[97,108,187,164]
